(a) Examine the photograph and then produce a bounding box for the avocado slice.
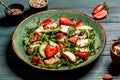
[39,41,48,58]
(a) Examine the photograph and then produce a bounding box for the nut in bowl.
[29,0,48,14]
[110,41,120,66]
[5,3,24,24]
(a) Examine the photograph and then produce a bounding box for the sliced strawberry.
[31,56,44,64]
[92,2,107,14]
[68,35,79,43]
[38,60,44,64]
[93,4,103,14]
[45,45,58,58]
[93,9,108,19]
[75,52,89,60]
[75,20,82,27]
[40,19,52,26]
[31,56,39,63]
[59,43,65,50]
[30,33,39,43]
[55,33,64,38]
[59,16,74,26]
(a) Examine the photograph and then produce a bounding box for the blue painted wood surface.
[0,0,120,80]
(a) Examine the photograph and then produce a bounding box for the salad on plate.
[23,15,99,69]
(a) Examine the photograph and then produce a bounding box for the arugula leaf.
[67,26,76,37]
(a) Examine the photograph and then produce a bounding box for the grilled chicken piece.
[76,39,89,47]
[62,50,76,62]
[44,57,60,65]
[27,44,40,55]
[74,29,80,35]
[60,25,69,34]
[58,36,67,43]
[35,26,44,35]
[46,22,58,28]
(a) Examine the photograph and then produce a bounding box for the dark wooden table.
[0,0,120,80]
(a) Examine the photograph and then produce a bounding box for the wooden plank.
[101,23,120,56]
[0,55,119,80]
[0,56,21,80]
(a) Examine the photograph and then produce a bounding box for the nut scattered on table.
[99,74,113,80]
[103,74,113,80]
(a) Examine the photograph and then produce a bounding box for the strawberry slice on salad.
[59,16,74,26]
[75,20,82,28]
[45,45,59,58]
[31,56,44,64]
[75,52,89,60]
[55,32,64,38]
[68,35,79,43]
[92,2,109,19]
[40,18,52,26]
[30,33,39,43]
[59,43,65,50]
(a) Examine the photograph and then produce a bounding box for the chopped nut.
[103,74,113,80]
[98,78,103,80]
[114,44,120,55]
[44,57,60,65]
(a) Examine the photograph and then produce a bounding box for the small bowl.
[29,0,48,14]
[5,3,24,24]
[110,41,120,66]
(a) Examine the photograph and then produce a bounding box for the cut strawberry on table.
[75,52,89,60]
[94,9,108,19]
[59,16,74,26]
[92,2,106,14]
[92,2,109,19]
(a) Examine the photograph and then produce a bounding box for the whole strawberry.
[75,52,89,60]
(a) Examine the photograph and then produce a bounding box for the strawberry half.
[31,56,40,63]
[75,52,89,60]
[94,9,108,19]
[75,20,82,28]
[40,18,52,26]
[92,2,109,19]
[30,33,39,43]
[31,56,44,64]
[55,32,64,38]
[45,45,59,58]
[59,16,74,26]
[68,35,79,43]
